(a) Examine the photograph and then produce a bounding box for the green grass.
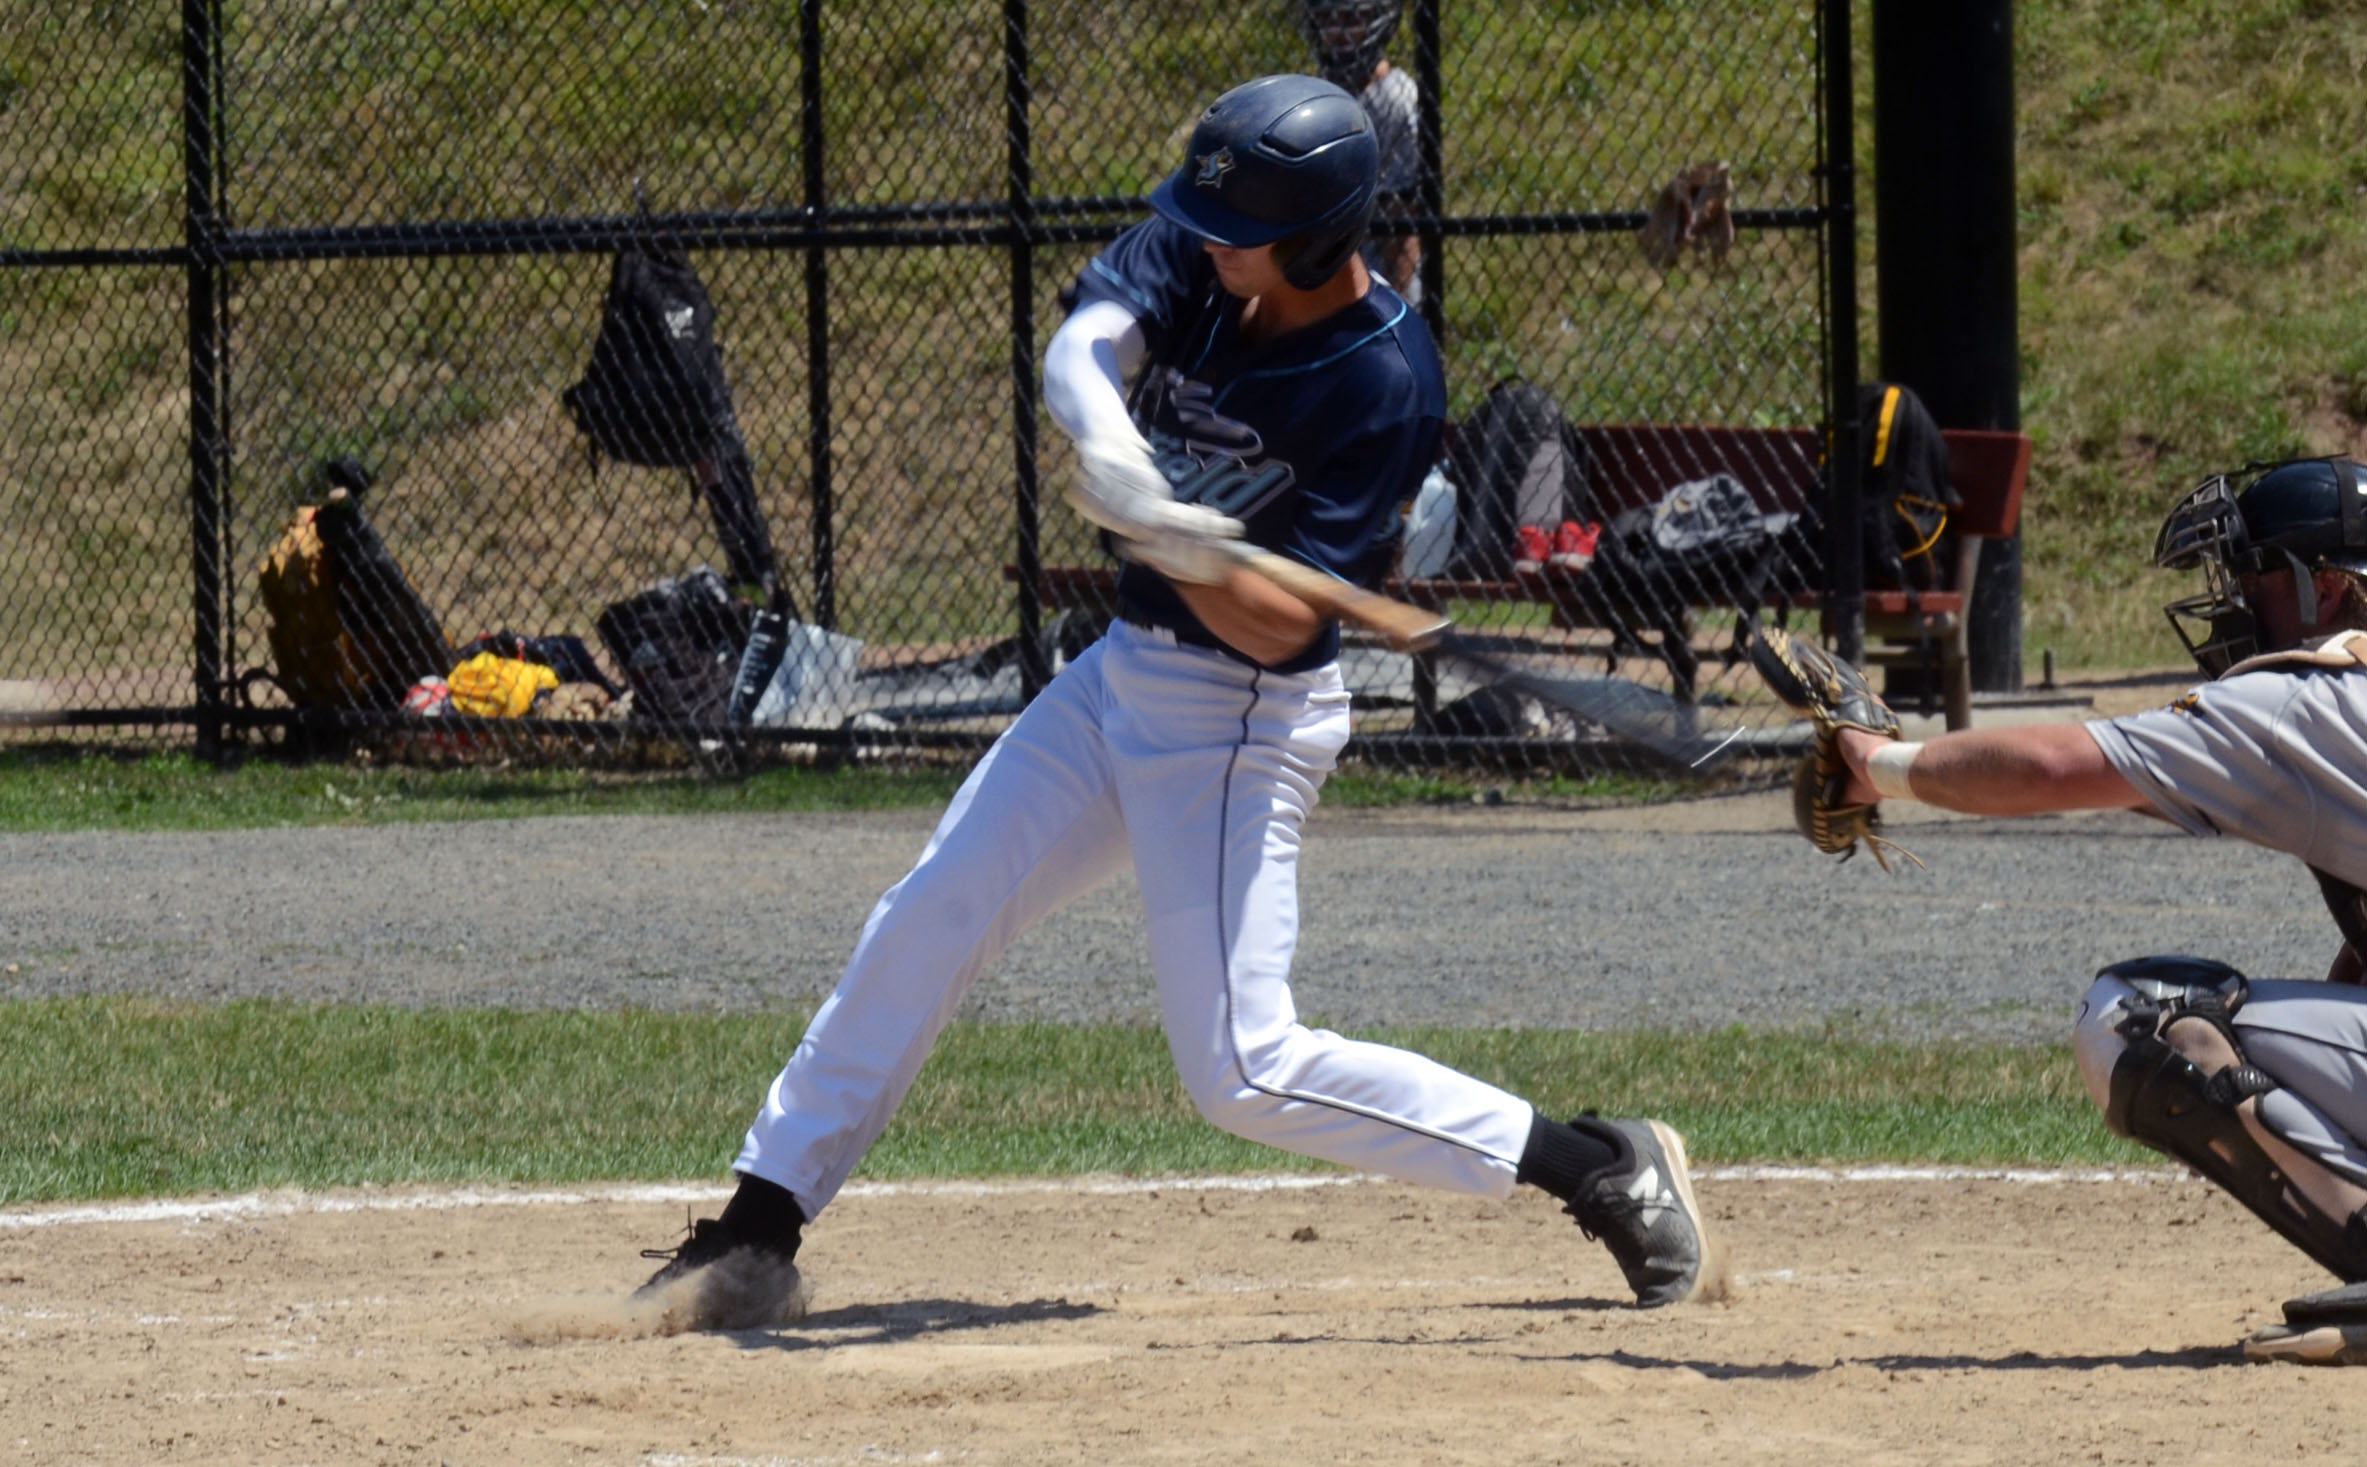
[0,996,2149,1205]
[0,747,964,831]
[0,748,1674,832]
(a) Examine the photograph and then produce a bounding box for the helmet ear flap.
[1275,195,1376,291]
[2341,458,2367,565]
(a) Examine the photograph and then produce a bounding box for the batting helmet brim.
[1147,170,1302,249]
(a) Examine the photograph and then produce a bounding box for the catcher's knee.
[2074,957,2367,1281]
[2071,958,2250,1122]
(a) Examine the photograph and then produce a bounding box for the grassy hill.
[2009,0,2367,663]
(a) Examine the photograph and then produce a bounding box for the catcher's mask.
[1299,0,1405,93]
[2155,457,2367,676]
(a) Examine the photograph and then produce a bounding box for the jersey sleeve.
[1070,217,1208,361]
[2084,670,2367,872]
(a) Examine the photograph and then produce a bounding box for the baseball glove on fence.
[1745,623,1922,871]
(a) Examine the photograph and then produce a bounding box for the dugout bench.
[1010,424,2031,733]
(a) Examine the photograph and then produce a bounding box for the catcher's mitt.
[1745,623,1921,870]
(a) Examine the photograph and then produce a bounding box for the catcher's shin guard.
[2074,958,2367,1281]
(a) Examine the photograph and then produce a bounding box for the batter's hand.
[1068,431,1176,540]
[1118,513,1245,586]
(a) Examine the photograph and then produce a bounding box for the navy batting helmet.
[1148,74,1379,292]
[2155,457,2367,673]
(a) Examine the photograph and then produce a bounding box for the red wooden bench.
[1011,424,2030,732]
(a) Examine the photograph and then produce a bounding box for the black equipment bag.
[309,469,453,709]
[1852,380,1960,593]
[1444,378,1592,577]
[1578,473,1808,672]
[564,245,735,469]
[564,245,785,598]
[594,567,754,725]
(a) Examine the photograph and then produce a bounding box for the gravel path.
[0,791,2333,1042]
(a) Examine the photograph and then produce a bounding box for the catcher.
[1751,456,2367,1365]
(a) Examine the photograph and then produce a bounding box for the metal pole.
[800,0,835,630]
[1005,0,1049,700]
[181,0,228,761]
[1410,0,1444,343]
[1821,0,1864,665]
[1874,0,2021,690]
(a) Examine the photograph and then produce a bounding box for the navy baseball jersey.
[1072,215,1447,671]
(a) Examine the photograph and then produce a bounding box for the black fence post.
[1006,0,1048,701]
[1820,0,1864,665]
[1410,0,1444,344]
[181,0,229,761]
[1874,0,2021,691]
[800,0,835,631]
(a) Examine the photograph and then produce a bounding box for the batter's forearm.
[1173,568,1321,667]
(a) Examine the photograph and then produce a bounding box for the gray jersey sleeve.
[2085,669,2367,886]
[1361,68,1420,196]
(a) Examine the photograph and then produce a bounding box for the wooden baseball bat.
[1225,545,1451,653]
[1226,544,1742,772]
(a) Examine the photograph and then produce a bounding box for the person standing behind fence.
[627,74,1727,1334]
[1301,1,1422,303]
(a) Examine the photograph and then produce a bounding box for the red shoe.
[1549,520,1601,570]
[1513,524,1551,570]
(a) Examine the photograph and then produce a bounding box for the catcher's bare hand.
[1833,725,1888,807]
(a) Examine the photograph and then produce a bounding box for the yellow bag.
[445,652,559,718]
[256,507,362,708]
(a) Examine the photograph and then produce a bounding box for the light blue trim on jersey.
[1085,257,1162,323]
[1206,298,1411,412]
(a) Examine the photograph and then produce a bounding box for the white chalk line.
[0,1165,2191,1234]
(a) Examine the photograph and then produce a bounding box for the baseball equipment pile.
[1745,623,1920,869]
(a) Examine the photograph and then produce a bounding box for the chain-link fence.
[1,1,1860,779]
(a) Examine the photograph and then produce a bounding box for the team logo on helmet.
[1193,147,1235,188]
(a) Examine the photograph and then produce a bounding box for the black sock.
[719,1172,807,1246]
[1513,1112,1624,1204]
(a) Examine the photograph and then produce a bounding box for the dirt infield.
[7,1170,2364,1466]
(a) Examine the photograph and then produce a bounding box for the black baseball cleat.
[636,1211,805,1333]
[1564,1118,1732,1308]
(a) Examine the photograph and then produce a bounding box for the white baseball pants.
[736,620,1534,1218]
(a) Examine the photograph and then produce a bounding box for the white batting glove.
[1119,514,1246,586]
[1068,431,1180,540]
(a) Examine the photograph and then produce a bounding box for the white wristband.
[1864,740,1924,802]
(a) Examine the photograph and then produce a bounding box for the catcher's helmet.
[2155,457,2367,674]
[1149,74,1378,292]
[1299,0,1405,92]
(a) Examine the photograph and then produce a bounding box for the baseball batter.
[1782,456,2367,1365]
[635,75,1725,1330]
